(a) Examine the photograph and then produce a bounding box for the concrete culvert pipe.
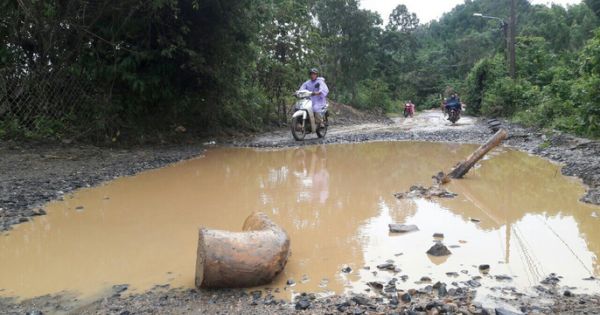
[195,212,291,288]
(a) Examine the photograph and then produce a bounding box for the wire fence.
[0,67,100,138]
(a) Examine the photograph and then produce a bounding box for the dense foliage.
[1,0,600,141]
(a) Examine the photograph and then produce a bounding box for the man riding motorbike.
[444,93,461,120]
[299,68,329,127]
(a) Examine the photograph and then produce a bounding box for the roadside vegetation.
[1,0,600,141]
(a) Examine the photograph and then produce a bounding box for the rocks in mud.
[250,290,262,301]
[335,300,351,312]
[425,300,445,311]
[319,278,329,288]
[470,218,481,223]
[465,279,481,288]
[564,290,574,297]
[433,281,448,297]
[400,292,412,303]
[294,292,315,310]
[300,274,309,283]
[487,119,504,133]
[367,281,383,291]
[419,276,432,283]
[262,294,277,306]
[479,264,490,273]
[426,242,452,257]
[286,278,296,286]
[495,275,513,281]
[388,224,419,233]
[295,299,310,310]
[112,284,129,296]
[9,275,593,315]
[32,209,46,216]
[350,294,371,306]
[341,265,352,273]
[432,171,451,185]
[541,273,561,285]
[394,185,457,199]
[433,232,444,239]
[376,262,396,271]
[495,307,524,315]
[583,276,596,281]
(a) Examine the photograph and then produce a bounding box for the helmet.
[309,68,319,75]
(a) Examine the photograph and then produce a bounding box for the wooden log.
[448,128,508,179]
[195,212,290,288]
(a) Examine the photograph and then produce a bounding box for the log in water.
[448,129,508,179]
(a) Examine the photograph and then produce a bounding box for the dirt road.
[245,110,483,148]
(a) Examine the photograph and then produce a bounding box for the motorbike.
[403,103,415,118]
[447,105,461,124]
[291,90,328,141]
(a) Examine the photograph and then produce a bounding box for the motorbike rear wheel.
[291,116,306,141]
[317,112,328,138]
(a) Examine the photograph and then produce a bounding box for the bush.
[355,79,393,111]
[512,91,579,132]
[418,94,444,111]
[481,78,541,117]
[464,55,506,115]
[572,75,600,137]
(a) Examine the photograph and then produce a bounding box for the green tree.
[314,0,382,104]
[387,4,419,33]
[585,0,600,18]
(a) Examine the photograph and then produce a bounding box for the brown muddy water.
[1,142,599,302]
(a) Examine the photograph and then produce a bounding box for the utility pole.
[508,0,516,79]
[473,9,515,79]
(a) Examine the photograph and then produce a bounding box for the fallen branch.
[438,128,508,182]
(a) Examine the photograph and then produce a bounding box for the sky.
[360,0,583,24]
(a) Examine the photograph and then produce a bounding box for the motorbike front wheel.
[291,116,306,141]
[449,109,460,124]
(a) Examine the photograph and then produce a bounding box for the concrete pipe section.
[195,212,291,288]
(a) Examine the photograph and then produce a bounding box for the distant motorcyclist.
[444,94,461,120]
[299,68,329,127]
[404,100,415,117]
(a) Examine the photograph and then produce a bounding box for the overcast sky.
[360,0,583,24]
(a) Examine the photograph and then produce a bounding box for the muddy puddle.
[1,142,599,302]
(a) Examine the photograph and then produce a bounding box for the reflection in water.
[0,142,599,301]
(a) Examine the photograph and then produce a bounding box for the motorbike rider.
[299,68,329,127]
[444,93,461,120]
[405,100,415,116]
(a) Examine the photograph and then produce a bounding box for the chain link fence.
[0,67,101,138]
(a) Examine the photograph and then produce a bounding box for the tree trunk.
[448,128,508,179]
[195,212,290,288]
